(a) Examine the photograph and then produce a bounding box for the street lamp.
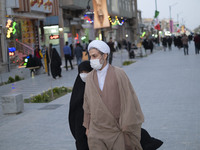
[87,0,91,11]
[169,2,178,33]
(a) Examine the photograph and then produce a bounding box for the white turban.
[88,40,110,54]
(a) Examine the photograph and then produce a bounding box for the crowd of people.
[26,32,199,79]
[161,33,200,55]
[26,32,200,80]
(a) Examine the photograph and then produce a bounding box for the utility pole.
[155,0,160,46]
[155,0,157,11]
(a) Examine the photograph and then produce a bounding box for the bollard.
[1,93,24,114]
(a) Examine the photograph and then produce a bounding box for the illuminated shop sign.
[49,35,59,40]
[31,0,53,13]
[8,47,16,56]
[6,19,17,39]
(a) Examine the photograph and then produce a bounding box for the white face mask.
[90,59,103,70]
[79,73,88,82]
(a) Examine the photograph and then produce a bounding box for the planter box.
[1,93,24,114]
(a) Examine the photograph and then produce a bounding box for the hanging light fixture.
[108,16,125,26]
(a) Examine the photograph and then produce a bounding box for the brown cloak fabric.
[83,65,144,150]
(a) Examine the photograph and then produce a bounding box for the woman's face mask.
[79,73,88,82]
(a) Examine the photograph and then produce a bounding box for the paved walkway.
[0,43,200,150]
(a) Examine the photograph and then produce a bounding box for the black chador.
[69,61,92,150]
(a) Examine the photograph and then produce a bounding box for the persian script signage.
[49,35,59,40]
[30,0,53,13]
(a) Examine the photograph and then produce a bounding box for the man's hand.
[86,129,89,136]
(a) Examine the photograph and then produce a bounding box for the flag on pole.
[154,10,160,30]
[154,10,159,18]
[154,18,160,30]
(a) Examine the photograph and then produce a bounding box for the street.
[0,43,200,150]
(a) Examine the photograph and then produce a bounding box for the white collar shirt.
[97,63,109,91]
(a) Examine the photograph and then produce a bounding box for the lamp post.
[155,0,157,11]
[176,12,182,29]
[87,0,91,11]
[169,2,178,33]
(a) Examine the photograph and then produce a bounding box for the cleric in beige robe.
[83,40,144,150]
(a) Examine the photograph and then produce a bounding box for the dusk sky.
[137,0,200,31]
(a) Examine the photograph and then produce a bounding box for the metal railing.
[15,39,34,56]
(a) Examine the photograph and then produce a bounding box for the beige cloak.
[83,65,144,150]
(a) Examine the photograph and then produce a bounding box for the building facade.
[59,0,139,45]
[0,0,58,71]
[1,0,139,71]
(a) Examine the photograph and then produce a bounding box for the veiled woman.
[49,45,62,79]
[69,61,92,150]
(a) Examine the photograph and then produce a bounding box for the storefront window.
[44,25,59,46]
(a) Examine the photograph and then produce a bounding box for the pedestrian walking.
[118,42,121,50]
[149,39,154,53]
[177,36,183,49]
[127,41,132,53]
[82,41,87,51]
[167,36,172,50]
[69,61,93,150]
[114,40,118,51]
[49,44,62,79]
[188,34,193,43]
[107,37,115,64]
[181,34,189,55]
[161,36,167,51]
[173,36,178,47]
[69,60,163,150]
[63,42,73,70]
[194,33,200,54]
[34,45,43,60]
[83,40,144,150]
[74,43,83,65]
[70,44,74,60]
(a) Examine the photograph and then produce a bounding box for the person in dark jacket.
[74,43,83,65]
[162,36,167,51]
[194,34,200,54]
[107,37,115,64]
[68,61,163,150]
[148,39,154,53]
[69,61,93,150]
[167,36,173,50]
[63,42,73,70]
[49,44,62,79]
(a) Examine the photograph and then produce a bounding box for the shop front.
[5,0,55,66]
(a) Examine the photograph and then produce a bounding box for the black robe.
[69,61,92,150]
[141,128,163,150]
[50,48,62,78]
